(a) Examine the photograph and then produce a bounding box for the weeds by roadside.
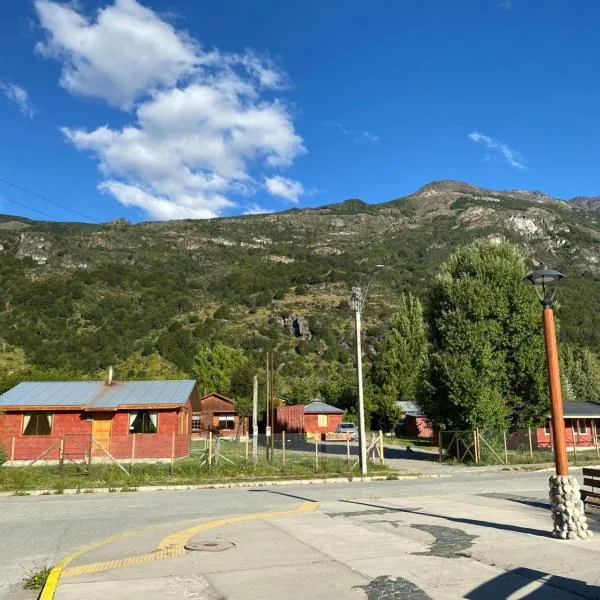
[23,564,53,591]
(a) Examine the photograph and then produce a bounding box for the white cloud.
[328,121,379,144]
[34,0,200,109]
[0,83,36,118]
[264,176,304,203]
[468,131,525,169]
[500,1,512,10]
[36,0,306,219]
[243,203,270,215]
[358,131,379,143]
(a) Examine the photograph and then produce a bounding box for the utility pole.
[252,374,258,464]
[265,352,271,460]
[351,287,367,475]
[271,352,275,456]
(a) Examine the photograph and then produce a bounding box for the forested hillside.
[2,179,600,408]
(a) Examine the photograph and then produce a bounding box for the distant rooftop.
[396,401,425,416]
[304,400,344,414]
[0,380,196,410]
[562,401,600,418]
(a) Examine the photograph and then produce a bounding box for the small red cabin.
[276,400,344,438]
[0,380,196,463]
[397,401,434,439]
[190,392,248,438]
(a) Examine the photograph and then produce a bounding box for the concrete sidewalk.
[48,487,600,600]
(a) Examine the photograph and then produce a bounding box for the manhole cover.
[184,540,235,553]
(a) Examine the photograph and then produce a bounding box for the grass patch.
[0,440,393,492]
[23,564,53,591]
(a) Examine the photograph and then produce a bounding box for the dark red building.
[191,392,248,438]
[397,401,434,439]
[535,400,600,449]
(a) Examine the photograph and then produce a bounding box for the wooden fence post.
[571,422,578,462]
[315,437,319,469]
[170,432,175,475]
[208,431,213,467]
[282,431,286,465]
[347,436,351,465]
[10,436,15,462]
[379,430,384,465]
[455,432,460,462]
[58,437,65,476]
[131,433,136,468]
[473,430,479,464]
[528,427,533,459]
[503,431,508,465]
[594,421,600,459]
[245,435,249,461]
[438,431,443,462]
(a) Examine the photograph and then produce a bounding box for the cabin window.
[318,414,328,427]
[22,413,52,436]
[544,420,551,435]
[579,420,588,434]
[129,411,158,434]
[218,415,235,431]
[191,414,201,432]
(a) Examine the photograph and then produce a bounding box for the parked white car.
[336,422,358,440]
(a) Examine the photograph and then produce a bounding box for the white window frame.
[129,411,158,434]
[579,419,588,434]
[544,420,550,435]
[218,415,235,431]
[317,414,328,428]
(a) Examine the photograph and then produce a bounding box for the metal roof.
[0,382,103,408]
[0,380,196,410]
[304,400,344,414]
[562,401,600,418]
[396,401,425,416]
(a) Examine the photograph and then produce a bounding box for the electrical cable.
[0,176,100,223]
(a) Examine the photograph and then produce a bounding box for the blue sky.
[1,0,599,223]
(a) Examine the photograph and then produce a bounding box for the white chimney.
[106,365,114,386]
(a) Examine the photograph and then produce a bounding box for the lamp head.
[350,287,362,312]
[522,268,565,306]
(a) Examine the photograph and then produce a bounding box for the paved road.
[0,470,562,598]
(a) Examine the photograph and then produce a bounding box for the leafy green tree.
[113,351,186,380]
[193,343,246,395]
[561,345,600,401]
[419,241,547,430]
[370,293,428,405]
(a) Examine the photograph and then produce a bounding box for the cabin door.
[92,414,112,456]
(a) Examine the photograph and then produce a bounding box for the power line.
[0,176,101,223]
[0,191,64,222]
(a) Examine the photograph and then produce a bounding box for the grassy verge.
[0,441,393,493]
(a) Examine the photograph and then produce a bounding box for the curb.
[5,473,444,498]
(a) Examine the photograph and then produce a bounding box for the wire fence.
[0,431,387,492]
[438,426,600,466]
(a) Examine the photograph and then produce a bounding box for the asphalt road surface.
[0,470,563,599]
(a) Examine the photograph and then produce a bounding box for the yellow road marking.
[39,521,168,600]
[60,501,318,579]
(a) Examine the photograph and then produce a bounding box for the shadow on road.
[247,489,319,503]
[466,567,600,599]
[339,499,552,538]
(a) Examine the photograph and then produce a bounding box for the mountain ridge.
[2,179,600,399]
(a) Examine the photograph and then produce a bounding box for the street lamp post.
[351,287,367,475]
[523,268,591,540]
[351,265,384,476]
